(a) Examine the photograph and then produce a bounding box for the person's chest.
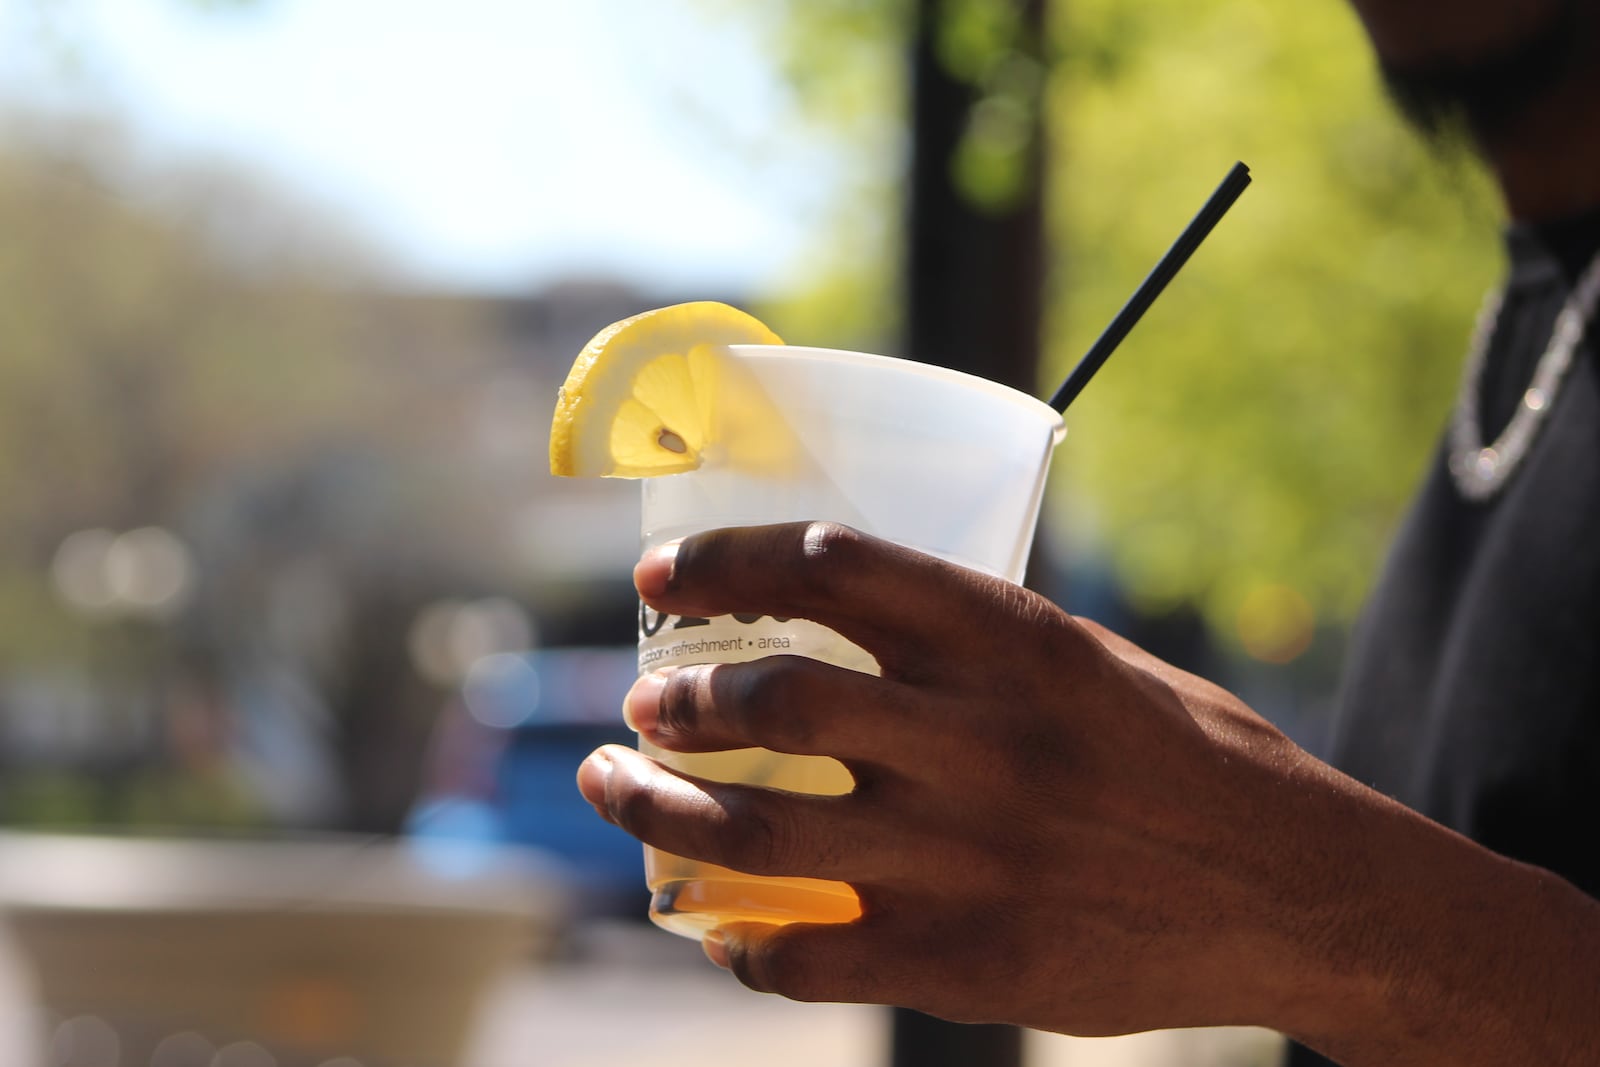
[1329,349,1600,896]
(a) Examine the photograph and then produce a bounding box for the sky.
[0,0,844,294]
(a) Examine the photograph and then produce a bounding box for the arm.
[575,521,1600,1066]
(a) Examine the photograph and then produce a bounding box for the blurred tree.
[905,0,1046,395]
[1043,0,1500,641]
[735,0,1500,653]
[0,122,512,833]
[719,0,910,353]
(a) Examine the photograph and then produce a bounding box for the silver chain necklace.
[1447,248,1600,502]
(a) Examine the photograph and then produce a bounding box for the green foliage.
[714,0,911,352]
[939,0,1048,213]
[1042,0,1501,633]
[0,767,260,830]
[748,0,1503,641]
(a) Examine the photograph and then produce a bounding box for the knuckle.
[674,528,724,579]
[798,521,870,593]
[605,778,657,837]
[734,932,817,1000]
[736,927,882,1005]
[722,657,817,749]
[717,791,791,874]
[722,655,788,712]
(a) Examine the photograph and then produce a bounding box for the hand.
[578,521,1317,1029]
[575,522,1600,1065]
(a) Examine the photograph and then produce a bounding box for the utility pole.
[903,0,1046,393]
[892,0,1048,1060]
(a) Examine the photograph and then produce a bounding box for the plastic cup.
[636,344,1065,938]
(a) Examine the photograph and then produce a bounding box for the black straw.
[1048,161,1252,413]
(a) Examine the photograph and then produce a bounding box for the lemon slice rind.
[549,302,784,479]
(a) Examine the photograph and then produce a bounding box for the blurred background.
[0,0,1502,1065]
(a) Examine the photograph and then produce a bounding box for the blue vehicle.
[408,646,649,919]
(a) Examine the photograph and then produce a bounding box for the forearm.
[1271,758,1600,1066]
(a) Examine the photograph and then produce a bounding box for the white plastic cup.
[636,345,1065,938]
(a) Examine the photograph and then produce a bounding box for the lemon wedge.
[549,302,784,478]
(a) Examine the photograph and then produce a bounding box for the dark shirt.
[1285,213,1600,1066]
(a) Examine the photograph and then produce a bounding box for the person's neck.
[1481,68,1600,224]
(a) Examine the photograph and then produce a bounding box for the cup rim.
[726,343,1067,442]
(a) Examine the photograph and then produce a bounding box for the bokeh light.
[49,526,193,620]
[50,1015,119,1067]
[105,526,194,617]
[462,652,541,730]
[149,1031,215,1067]
[208,1041,276,1067]
[408,598,535,687]
[1235,583,1316,664]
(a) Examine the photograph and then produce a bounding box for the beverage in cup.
[634,344,1065,937]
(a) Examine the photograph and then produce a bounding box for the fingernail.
[634,540,682,600]
[702,929,731,970]
[575,750,614,810]
[622,670,669,733]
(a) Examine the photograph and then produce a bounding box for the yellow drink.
[637,610,872,934]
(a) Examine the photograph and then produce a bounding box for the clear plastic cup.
[636,344,1065,938]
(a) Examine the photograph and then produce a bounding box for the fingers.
[625,656,933,766]
[710,918,995,1024]
[576,745,894,883]
[711,920,904,1003]
[634,521,1068,674]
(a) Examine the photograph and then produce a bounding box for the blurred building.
[0,201,742,839]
